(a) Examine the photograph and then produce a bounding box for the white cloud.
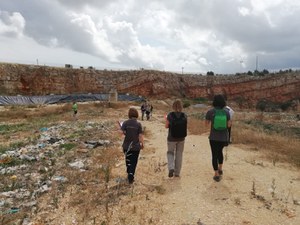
[0,11,25,37]
[0,0,299,74]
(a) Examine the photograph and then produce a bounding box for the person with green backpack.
[205,94,231,182]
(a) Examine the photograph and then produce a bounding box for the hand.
[140,142,144,149]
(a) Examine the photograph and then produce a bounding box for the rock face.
[0,63,299,106]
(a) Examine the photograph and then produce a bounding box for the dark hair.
[212,94,226,108]
[128,108,139,118]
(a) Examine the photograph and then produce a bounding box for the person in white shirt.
[225,106,234,144]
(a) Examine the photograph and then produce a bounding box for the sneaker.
[168,169,174,178]
[174,174,180,177]
[213,175,221,182]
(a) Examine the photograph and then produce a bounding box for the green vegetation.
[243,120,299,138]
[59,143,77,151]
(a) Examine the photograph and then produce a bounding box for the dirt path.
[138,111,300,225]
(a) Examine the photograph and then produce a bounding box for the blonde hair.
[172,99,183,112]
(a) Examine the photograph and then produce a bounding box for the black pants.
[146,111,150,120]
[209,140,226,171]
[141,111,145,120]
[123,149,140,180]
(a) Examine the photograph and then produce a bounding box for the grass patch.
[233,121,300,167]
[0,123,28,134]
[59,143,77,151]
[243,120,299,138]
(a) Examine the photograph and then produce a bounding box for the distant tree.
[262,69,269,74]
[256,100,267,112]
[254,70,259,76]
[280,101,292,111]
[207,71,214,76]
[247,71,253,76]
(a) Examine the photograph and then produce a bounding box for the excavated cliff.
[0,63,299,108]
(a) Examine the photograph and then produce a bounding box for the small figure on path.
[141,101,146,121]
[225,105,234,144]
[72,101,78,120]
[145,102,151,120]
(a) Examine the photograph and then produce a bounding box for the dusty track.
[136,112,300,225]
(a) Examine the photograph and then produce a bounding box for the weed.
[154,185,166,195]
[101,164,111,184]
[59,143,76,151]
[234,197,241,205]
[270,178,276,198]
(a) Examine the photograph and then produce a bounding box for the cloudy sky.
[0,0,299,74]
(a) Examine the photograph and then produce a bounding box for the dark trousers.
[123,149,140,180]
[141,111,145,120]
[209,140,226,171]
[146,111,150,120]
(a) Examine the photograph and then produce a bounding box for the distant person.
[165,99,187,178]
[72,101,78,120]
[120,108,144,184]
[141,101,146,121]
[225,105,234,144]
[205,94,231,182]
[145,102,151,120]
[150,104,153,116]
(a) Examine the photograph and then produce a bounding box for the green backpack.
[213,109,227,131]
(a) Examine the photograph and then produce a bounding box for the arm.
[226,111,232,128]
[227,119,232,128]
[139,133,144,149]
[165,113,169,128]
[205,119,211,127]
[119,121,126,135]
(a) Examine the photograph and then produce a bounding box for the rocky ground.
[0,102,299,225]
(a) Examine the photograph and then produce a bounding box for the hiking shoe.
[168,169,174,178]
[213,175,221,182]
[218,170,223,176]
[175,174,180,177]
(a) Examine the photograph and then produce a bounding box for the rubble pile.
[0,120,113,223]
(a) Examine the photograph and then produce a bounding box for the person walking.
[205,94,231,182]
[145,102,151,120]
[141,101,146,121]
[72,101,78,120]
[225,105,234,144]
[120,108,144,184]
[165,99,187,178]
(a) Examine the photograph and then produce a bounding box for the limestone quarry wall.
[0,63,299,106]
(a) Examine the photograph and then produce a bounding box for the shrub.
[182,100,191,108]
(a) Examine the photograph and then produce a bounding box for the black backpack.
[169,112,187,138]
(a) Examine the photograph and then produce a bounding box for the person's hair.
[172,99,183,112]
[212,94,226,108]
[128,107,139,118]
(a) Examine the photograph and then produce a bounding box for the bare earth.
[130,111,300,225]
[31,106,300,225]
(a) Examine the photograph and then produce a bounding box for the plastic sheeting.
[0,93,144,105]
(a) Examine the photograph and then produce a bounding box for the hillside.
[0,63,299,110]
